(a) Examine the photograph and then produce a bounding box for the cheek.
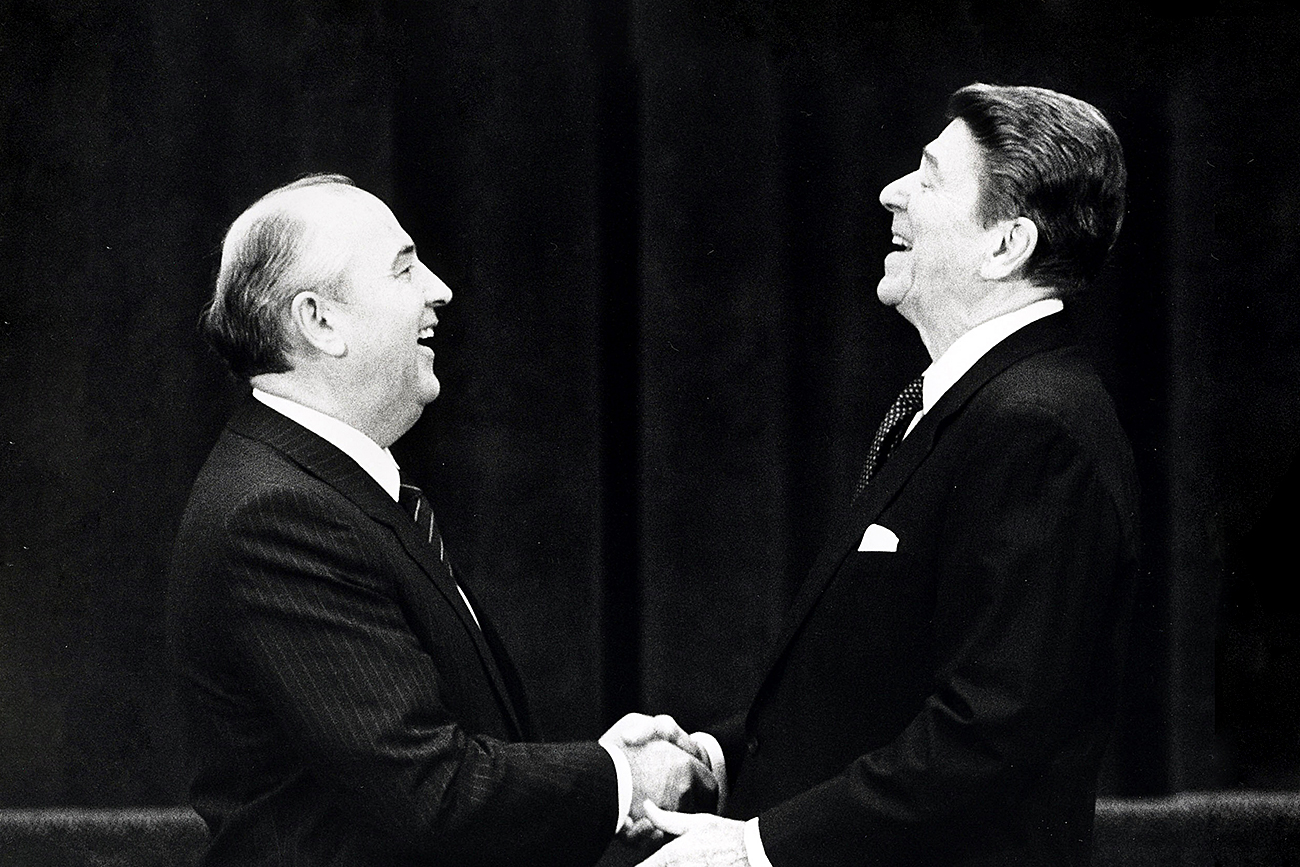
[917,220,968,266]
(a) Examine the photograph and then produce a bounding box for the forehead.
[923,119,983,185]
[284,186,411,260]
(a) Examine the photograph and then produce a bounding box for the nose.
[879,171,913,213]
[418,261,453,306]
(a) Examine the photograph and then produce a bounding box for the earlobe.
[980,217,1038,280]
[291,292,348,358]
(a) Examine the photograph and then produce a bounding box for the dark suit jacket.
[717,311,1140,867]
[165,398,617,867]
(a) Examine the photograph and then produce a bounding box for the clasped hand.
[600,713,718,839]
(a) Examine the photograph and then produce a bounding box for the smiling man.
[166,175,715,866]
[640,84,1140,867]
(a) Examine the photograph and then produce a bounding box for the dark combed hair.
[200,173,356,379]
[947,83,1127,296]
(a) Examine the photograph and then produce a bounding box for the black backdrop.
[4,0,1300,813]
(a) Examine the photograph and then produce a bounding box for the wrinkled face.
[877,119,990,326]
[330,193,453,429]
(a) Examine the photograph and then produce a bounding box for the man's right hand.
[600,713,719,835]
[623,734,718,818]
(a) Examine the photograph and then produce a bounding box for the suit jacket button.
[746,735,759,756]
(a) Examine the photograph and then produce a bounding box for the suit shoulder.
[181,428,349,520]
[965,346,1139,526]
[169,428,383,578]
[985,346,1112,411]
[970,347,1127,448]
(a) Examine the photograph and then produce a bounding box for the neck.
[250,370,412,448]
[909,281,1056,361]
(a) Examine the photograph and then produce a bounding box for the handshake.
[599,712,723,840]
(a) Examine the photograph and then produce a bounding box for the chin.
[876,279,907,309]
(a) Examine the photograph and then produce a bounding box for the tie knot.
[896,376,924,414]
[398,483,427,523]
[399,482,443,555]
[894,374,925,421]
[876,376,924,436]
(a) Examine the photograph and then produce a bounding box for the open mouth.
[891,234,913,252]
[417,326,436,349]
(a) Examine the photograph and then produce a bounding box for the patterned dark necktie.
[852,375,924,502]
[398,481,481,629]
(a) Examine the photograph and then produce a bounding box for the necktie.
[852,375,924,502]
[398,481,481,629]
[399,482,447,561]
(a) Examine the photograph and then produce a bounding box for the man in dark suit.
[166,175,714,866]
[639,84,1140,867]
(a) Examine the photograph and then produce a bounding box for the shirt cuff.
[597,739,633,833]
[689,731,728,813]
[744,817,773,867]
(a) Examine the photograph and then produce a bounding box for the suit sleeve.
[756,404,1131,866]
[213,485,617,866]
[708,711,749,781]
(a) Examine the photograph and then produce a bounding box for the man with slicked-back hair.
[639,84,1139,867]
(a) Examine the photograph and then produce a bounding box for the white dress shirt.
[744,297,1064,867]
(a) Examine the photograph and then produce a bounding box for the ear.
[289,292,348,358]
[980,217,1038,281]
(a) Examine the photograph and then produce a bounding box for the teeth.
[892,235,912,250]
[418,326,435,338]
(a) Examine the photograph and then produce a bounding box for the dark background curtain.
[4,0,1300,816]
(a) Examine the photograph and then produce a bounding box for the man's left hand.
[634,802,749,867]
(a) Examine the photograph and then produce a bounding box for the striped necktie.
[852,375,924,502]
[399,482,446,563]
[398,481,480,629]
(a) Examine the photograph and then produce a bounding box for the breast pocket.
[843,548,915,588]
[856,522,901,553]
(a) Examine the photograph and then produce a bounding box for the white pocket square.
[858,523,899,553]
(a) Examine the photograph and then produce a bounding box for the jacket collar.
[230,396,403,533]
[765,311,1077,679]
[228,396,527,739]
[848,310,1074,535]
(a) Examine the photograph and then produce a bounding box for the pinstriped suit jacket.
[166,397,617,866]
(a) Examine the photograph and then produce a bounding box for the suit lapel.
[229,397,526,739]
[759,313,1077,686]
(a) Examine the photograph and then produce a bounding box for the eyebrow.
[921,147,941,180]
[391,243,416,271]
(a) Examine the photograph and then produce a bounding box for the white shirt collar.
[919,298,1063,413]
[252,388,402,502]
